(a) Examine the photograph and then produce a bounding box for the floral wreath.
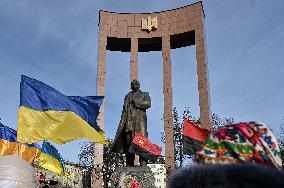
[122,172,143,188]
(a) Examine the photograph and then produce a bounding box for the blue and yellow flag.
[39,141,69,176]
[0,122,41,163]
[17,75,109,145]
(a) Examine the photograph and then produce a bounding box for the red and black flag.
[183,118,211,155]
[128,133,162,158]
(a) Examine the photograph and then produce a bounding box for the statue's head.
[131,79,140,91]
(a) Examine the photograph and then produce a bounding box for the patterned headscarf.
[195,122,282,168]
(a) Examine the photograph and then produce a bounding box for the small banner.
[183,118,211,142]
[183,118,211,155]
[129,133,162,158]
[183,136,203,155]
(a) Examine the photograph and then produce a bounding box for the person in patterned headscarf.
[170,122,284,188]
[195,121,282,168]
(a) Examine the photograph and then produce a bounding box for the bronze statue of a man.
[111,79,151,166]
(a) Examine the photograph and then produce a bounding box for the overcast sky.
[0,0,283,162]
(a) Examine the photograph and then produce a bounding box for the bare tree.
[211,113,234,132]
[78,141,94,169]
[78,140,125,187]
[161,107,234,168]
[102,141,125,187]
[78,141,93,187]
[161,107,195,167]
[277,119,284,168]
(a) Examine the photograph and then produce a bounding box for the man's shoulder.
[124,92,133,100]
[125,91,133,96]
[142,92,149,95]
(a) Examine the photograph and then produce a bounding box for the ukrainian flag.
[17,75,109,145]
[0,122,41,163]
[39,141,69,176]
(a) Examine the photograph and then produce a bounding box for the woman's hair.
[170,164,284,188]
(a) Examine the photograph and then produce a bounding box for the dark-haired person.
[170,122,284,188]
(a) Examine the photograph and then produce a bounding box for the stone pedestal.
[110,166,155,188]
[96,3,211,186]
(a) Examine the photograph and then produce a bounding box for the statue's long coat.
[111,90,151,153]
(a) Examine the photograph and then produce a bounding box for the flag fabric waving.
[0,122,41,163]
[0,122,69,176]
[183,118,211,142]
[183,118,211,155]
[17,75,109,145]
[128,133,162,158]
[39,141,69,176]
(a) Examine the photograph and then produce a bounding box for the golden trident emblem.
[142,16,158,32]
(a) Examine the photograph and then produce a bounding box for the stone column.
[195,13,212,129]
[130,36,138,81]
[94,34,107,188]
[130,36,140,166]
[162,35,175,177]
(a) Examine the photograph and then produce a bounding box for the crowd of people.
[37,180,59,188]
[170,121,284,188]
[37,172,59,188]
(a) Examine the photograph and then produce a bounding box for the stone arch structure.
[94,1,211,187]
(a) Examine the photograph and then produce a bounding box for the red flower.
[129,177,138,188]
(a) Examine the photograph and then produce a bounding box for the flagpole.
[17,141,20,157]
